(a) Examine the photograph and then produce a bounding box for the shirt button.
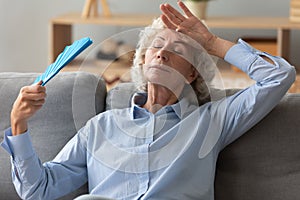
[166,107,172,112]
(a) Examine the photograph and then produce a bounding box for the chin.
[148,78,184,92]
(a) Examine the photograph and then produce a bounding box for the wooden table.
[50,13,300,64]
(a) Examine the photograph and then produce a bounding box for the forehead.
[154,29,189,43]
[153,29,202,52]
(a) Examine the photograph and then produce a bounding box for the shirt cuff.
[224,39,259,73]
[1,128,35,161]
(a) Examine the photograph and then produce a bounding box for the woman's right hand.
[11,81,46,136]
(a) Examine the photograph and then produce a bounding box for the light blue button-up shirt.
[1,39,296,200]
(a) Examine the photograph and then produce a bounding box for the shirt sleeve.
[217,39,296,148]
[1,128,34,161]
[0,127,88,200]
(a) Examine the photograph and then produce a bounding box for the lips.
[146,64,171,73]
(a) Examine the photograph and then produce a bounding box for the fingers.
[21,92,46,103]
[18,84,46,110]
[160,15,177,30]
[34,80,43,85]
[24,83,46,93]
[29,98,46,106]
[160,3,185,28]
[177,1,194,18]
[162,3,185,22]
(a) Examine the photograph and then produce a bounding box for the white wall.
[0,0,298,72]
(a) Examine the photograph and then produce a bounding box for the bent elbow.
[283,65,296,86]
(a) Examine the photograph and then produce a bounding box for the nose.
[156,49,169,62]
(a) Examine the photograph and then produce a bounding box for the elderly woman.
[1,1,296,200]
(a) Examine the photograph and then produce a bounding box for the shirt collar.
[130,92,198,120]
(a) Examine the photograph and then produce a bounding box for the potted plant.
[183,0,210,19]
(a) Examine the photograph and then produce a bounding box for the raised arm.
[160,1,296,152]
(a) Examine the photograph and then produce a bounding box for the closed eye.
[173,49,183,55]
[173,45,186,55]
[151,38,164,49]
[153,45,162,49]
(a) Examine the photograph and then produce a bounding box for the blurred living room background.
[0,0,299,90]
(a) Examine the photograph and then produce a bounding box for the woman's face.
[143,29,198,90]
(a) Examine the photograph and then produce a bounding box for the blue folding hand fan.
[34,37,93,86]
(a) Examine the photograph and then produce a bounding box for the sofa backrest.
[107,83,300,200]
[0,72,106,200]
[215,93,300,200]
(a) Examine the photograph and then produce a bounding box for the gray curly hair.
[131,18,216,106]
